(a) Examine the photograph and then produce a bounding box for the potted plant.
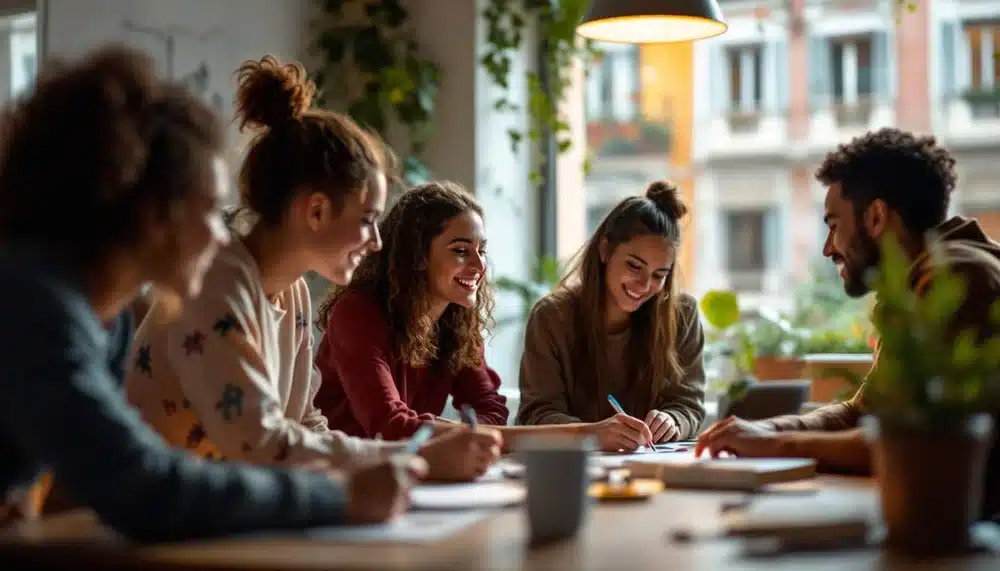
[800,325,877,402]
[746,309,807,381]
[837,235,1000,556]
[699,290,753,412]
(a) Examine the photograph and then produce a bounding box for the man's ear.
[864,199,890,238]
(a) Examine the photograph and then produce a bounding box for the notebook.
[624,457,817,491]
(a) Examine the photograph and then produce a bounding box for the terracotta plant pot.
[865,414,994,556]
[753,356,805,381]
[803,353,874,402]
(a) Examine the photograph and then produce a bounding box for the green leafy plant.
[480,0,598,186]
[699,290,752,402]
[311,0,440,185]
[834,234,1000,426]
[494,254,563,328]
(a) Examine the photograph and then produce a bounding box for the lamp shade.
[577,0,727,44]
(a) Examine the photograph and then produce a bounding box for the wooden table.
[1,475,997,571]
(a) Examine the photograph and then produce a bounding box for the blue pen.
[459,404,478,429]
[607,394,653,450]
[404,422,435,454]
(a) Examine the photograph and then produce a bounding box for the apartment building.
[689,0,1000,312]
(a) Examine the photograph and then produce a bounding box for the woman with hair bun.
[126,55,499,482]
[516,181,707,451]
[0,44,422,540]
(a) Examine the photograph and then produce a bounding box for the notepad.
[409,481,526,510]
[624,457,817,491]
[300,511,489,543]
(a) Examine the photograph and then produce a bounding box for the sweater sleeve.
[164,268,383,469]
[319,295,435,440]
[450,354,509,426]
[652,294,707,439]
[516,297,583,425]
[0,281,347,542]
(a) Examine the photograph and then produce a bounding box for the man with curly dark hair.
[697,127,1000,521]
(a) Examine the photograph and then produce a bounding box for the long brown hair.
[233,55,389,227]
[559,180,690,409]
[317,181,495,372]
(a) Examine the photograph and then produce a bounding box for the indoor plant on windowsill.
[837,234,1000,556]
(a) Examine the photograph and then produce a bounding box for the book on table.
[624,457,817,491]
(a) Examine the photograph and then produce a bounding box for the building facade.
[687,0,1000,312]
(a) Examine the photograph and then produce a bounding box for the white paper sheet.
[300,510,489,543]
[409,481,526,510]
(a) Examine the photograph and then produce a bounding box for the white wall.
[40,0,538,400]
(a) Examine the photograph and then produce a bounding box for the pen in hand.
[459,404,478,430]
[404,423,435,455]
[607,394,654,451]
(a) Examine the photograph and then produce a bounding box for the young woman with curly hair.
[315,181,510,441]
[125,55,499,482]
[517,181,707,451]
[0,44,422,539]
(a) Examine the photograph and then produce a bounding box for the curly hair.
[0,44,224,263]
[815,127,957,236]
[559,180,690,416]
[233,55,392,227]
[317,181,494,373]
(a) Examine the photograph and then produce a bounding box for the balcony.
[938,89,1000,149]
[587,117,672,158]
[695,109,788,162]
[807,96,894,155]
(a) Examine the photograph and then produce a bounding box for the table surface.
[1,475,997,571]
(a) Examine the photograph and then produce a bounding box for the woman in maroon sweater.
[315,181,509,440]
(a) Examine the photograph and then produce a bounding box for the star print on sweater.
[216,383,245,422]
[134,344,152,377]
[186,423,206,447]
[212,313,240,337]
[295,311,309,330]
[182,330,205,355]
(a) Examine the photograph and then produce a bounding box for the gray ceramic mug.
[517,435,596,542]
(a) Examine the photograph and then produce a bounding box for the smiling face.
[822,183,881,297]
[601,234,675,318]
[426,210,487,310]
[306,172,387,286]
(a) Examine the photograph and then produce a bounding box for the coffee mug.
[517,435,596,542]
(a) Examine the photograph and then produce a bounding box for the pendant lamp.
[577,0,728,43]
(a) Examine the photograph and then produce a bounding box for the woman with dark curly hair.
[0,45,421,539]
[315,181,510,442]
[125,55,499,483]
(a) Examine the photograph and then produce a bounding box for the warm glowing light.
[577,15,727,44]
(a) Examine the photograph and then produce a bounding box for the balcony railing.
[962,87,1000,120]
[587,117,672,157]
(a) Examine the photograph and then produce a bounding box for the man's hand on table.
[695,416,789,458]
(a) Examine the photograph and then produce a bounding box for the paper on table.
[300,511,489,543]
[596,448,700,469]
[410,481,526,510]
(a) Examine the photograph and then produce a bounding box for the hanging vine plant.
[481,0,598,186]
[311,0,441,185]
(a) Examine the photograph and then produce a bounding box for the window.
[725,210,767,272]
[726,44,763,112]
[7,13,36,98]
[586,44,640,122]
[965,21,1000,91]
[830,35,874,105]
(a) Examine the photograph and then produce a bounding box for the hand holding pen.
[591,395,655,453]
[412,409,502,481]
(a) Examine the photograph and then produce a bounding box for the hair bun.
[645,180,687,219]
[234,55,315,131]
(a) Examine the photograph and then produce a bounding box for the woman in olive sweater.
[517,181,707,451]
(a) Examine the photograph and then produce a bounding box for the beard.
[842,229,880,298]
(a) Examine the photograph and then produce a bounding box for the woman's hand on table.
[592,412,653,452]
[418,427,502,481]
[344,455,428,524]
[644,410,681,443]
